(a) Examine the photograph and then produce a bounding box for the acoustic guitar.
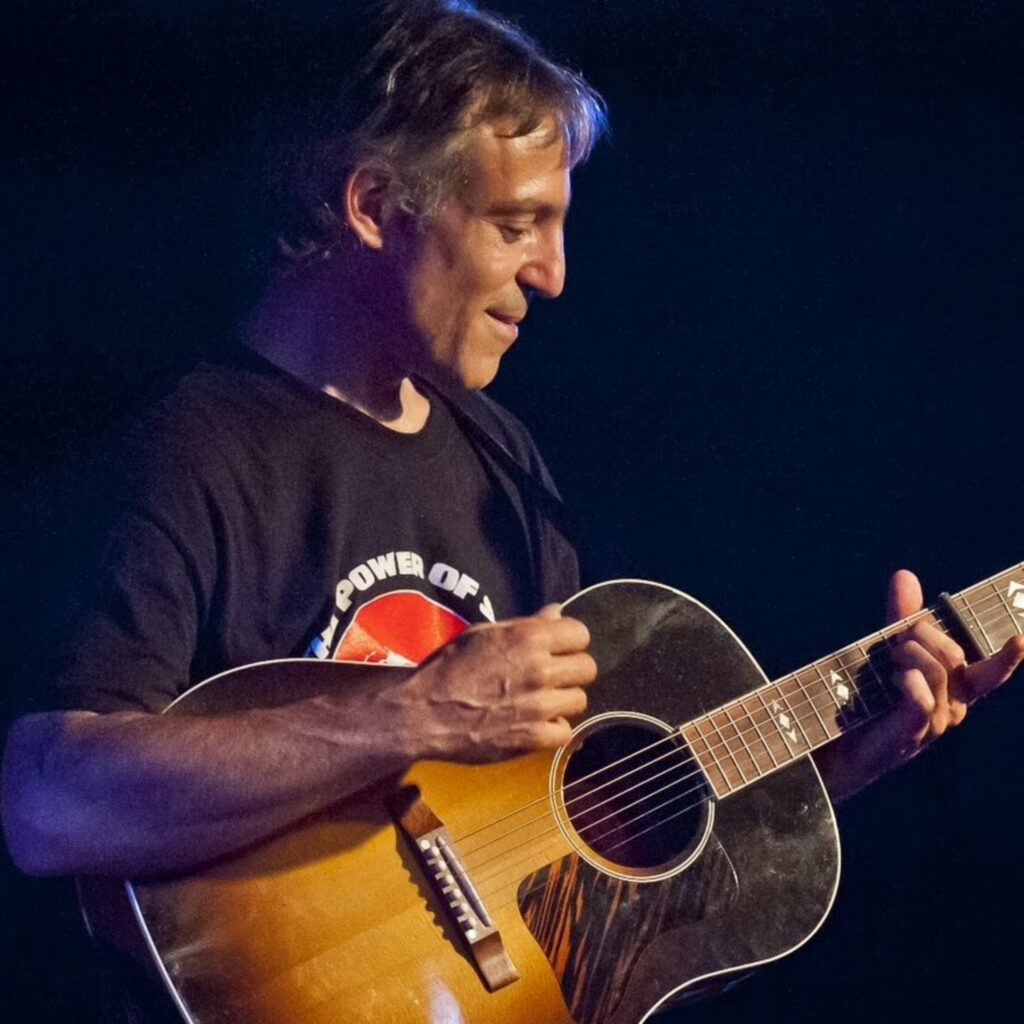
[78,564,1024,1023]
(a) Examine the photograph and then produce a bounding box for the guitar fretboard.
[682,562,1024,798]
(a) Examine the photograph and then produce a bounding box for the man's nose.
[517,231,566,299]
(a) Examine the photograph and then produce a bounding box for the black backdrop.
[3,1,1022,1021]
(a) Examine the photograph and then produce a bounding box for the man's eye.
[498,224,528,242]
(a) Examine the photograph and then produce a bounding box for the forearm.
[1,693,411,879]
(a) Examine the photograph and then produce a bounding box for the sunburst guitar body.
[80,580,845,1023]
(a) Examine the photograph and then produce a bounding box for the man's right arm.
[1,607,596,879]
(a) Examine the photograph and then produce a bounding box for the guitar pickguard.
[517,837,739,1024]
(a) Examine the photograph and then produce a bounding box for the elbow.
[2,715,76,877]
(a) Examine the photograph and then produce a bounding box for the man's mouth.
[486,309,523,340]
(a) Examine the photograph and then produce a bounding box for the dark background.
[3,1,1022,1020]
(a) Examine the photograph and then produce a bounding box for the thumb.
[536,603,564,622]
[887,569,924,625]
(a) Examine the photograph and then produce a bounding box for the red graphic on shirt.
[334,590,469,666]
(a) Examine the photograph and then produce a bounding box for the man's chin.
[412,355,500,393]
[460,355,502,391]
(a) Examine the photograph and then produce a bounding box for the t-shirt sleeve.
[50,413,221,715]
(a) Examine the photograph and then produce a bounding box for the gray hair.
[278,0,607,265]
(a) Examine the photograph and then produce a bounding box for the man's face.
[390,120,571,389]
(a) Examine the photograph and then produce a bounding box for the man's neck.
[241,263,431,434]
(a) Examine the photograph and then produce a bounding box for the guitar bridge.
[392,786,519,992]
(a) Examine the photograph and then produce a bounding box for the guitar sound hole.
[561,719,711,872]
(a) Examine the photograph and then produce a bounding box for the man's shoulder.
[145,345,314,430]
[122,344,322,466]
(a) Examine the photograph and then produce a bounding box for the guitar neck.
[681,562,1024,798]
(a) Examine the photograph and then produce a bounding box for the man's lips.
[486,309,523,340]
[486,309,524,326]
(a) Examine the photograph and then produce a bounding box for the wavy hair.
[271,0,607,266]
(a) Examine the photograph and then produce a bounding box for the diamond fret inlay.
[1009,581,1024,617]
[683,563,1023,803]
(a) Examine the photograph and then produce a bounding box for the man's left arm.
[814,569,1024,803]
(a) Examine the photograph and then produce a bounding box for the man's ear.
[344,164,394,250]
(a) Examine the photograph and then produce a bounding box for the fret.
[957,567,1024,654]
[734,694,780,771]
[811,659,856,727]
[989,576,1024,645]
[724,704,770,774]
[959,591,995,656]
[678,563,1024,804]
[680,720,733,798]
[843,645,881,716]
[798,667,841,741]
[763,682,811,757]
[798,666,843,741]
[851,639,894,717]
[754,689,796,768]
[1008,576,1024,623]
[707,709,755,786]
[993,580,1015,629]
[779,674,829,747]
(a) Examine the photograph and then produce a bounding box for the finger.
[838,688,932,783]
[893,640,950,733]
[947,698,968,727]
[544,615,592,655]
[536,603,564,622]
[535,685,589,720]
[887,569,924,625]
[545,651,598,688]
[904,621,966,676]
[894,667,935,744]
[957,634,1024,702]
[527,717,574,751]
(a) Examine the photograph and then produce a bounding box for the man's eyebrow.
[483,200,568,218]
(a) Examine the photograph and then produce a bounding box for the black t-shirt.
[53,343,579,713]
[42,345,579,1023]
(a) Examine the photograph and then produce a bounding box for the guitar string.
[475,696,909,913]
[470,604,1023,898]
[461,592,1021,879]
[453,605,926,855]
[455,578,1017,857]
[468,605,1018,885]
[476,696,906,914]
[468,689,830,887]
[463,645,892,878]
[454,577,1020,856]
[463,586,1024,910]
[456,591,1020,867]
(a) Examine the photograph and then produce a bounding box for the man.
[2,0,1022,1020]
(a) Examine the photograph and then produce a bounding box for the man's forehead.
[459,118,571,211]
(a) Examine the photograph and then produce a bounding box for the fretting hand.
[815,569,1024,802]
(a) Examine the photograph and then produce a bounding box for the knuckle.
[505,621,533,647]
[907,623,930,645]
[892,638,918,667]
[570,618,591,647]
[528,722,557,750]
[524,657,550,690]
[529,692,558,720]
